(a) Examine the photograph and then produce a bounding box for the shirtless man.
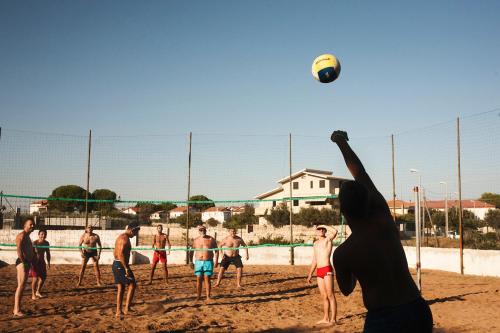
[31,229,51,300]
[192,225,219,301]
[147,224,171,285]
[214,228,249,288]
[113,223,140,318]
[13,217,36,317]
[307,225,338,325]
[330,130,432,332]
[77,225,103,287]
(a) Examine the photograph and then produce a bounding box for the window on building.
[293,200,299,206]
[272,201,276,207]
[310,181,313,189]
[319,180,325,188]
[293,182,299,190]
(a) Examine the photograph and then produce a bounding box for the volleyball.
[311,54,341,83]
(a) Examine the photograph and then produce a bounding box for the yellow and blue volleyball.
[311,54,341,83]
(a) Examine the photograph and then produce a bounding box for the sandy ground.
[0,264,499,332]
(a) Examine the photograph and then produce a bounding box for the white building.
[230,206,246,215]
[254,168,350,225]
[149,210,164,220]
[29,200,48,214]
[168,206,196,219]
[202,207,232,223]
[121,207,139,215]
[386,199,412,217]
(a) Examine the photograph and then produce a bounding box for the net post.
[414,186,422,292]
[186,132,192,265]
[85,129,92,228]
[456,117,464,275]
[288,133,294,265]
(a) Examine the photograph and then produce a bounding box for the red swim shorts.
[317,265,333,279]
[152,250,167,264]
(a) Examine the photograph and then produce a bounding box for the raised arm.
[326,226,338,242]
[331,131,376,191]
[307,246,317,284]
[331,130,388,209]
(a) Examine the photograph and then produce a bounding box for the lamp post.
[439,181,449,237]
[410,168,422,292]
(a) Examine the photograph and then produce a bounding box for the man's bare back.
[16,231,34,264]
[114,234,131,262]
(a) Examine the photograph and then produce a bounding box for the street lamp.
[439,181,449,237]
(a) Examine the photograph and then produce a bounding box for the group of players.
[11,131,434,332]
[12,220,252,318]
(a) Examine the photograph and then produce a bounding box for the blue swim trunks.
[194,259,214,276]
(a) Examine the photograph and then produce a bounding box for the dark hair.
[23,216,35,225]
[38,229,47,235]
[339,181,369,220]
[127,222,140,230]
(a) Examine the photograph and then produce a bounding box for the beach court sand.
[0,264,499,332]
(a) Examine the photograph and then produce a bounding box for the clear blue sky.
[1,1,499,204]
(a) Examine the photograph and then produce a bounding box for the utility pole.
[85,130,92,228]
[456,118,464,275]
[186,132,192,265]
[289,133,294,265]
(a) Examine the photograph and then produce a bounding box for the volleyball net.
[0,109,499,251]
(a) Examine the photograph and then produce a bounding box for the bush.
[206,218,219,227]
[257,235,304,245]
[464,231,500,250]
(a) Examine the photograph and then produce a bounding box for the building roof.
[255,187,284,200]
[122,207,140,213]
[255,168,350,200]
[203,207,230,213]
[169,206,189,213]
[31,200,48,205]
[230,206,246,213]
[277,168,348,184]
[386,199,412,208]
[426,200,494,209]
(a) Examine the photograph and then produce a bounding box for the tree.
[189,195,215,211]
[134,202,161,224]
[224,204,258,229]
[159,202,177,212]
[92,189,117,214]
[171,212,203,228]
[264,206,290,228]
[49,185,90,213]
[206,218,219,227]
[480,193,500,209]
[484,209,500,231]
